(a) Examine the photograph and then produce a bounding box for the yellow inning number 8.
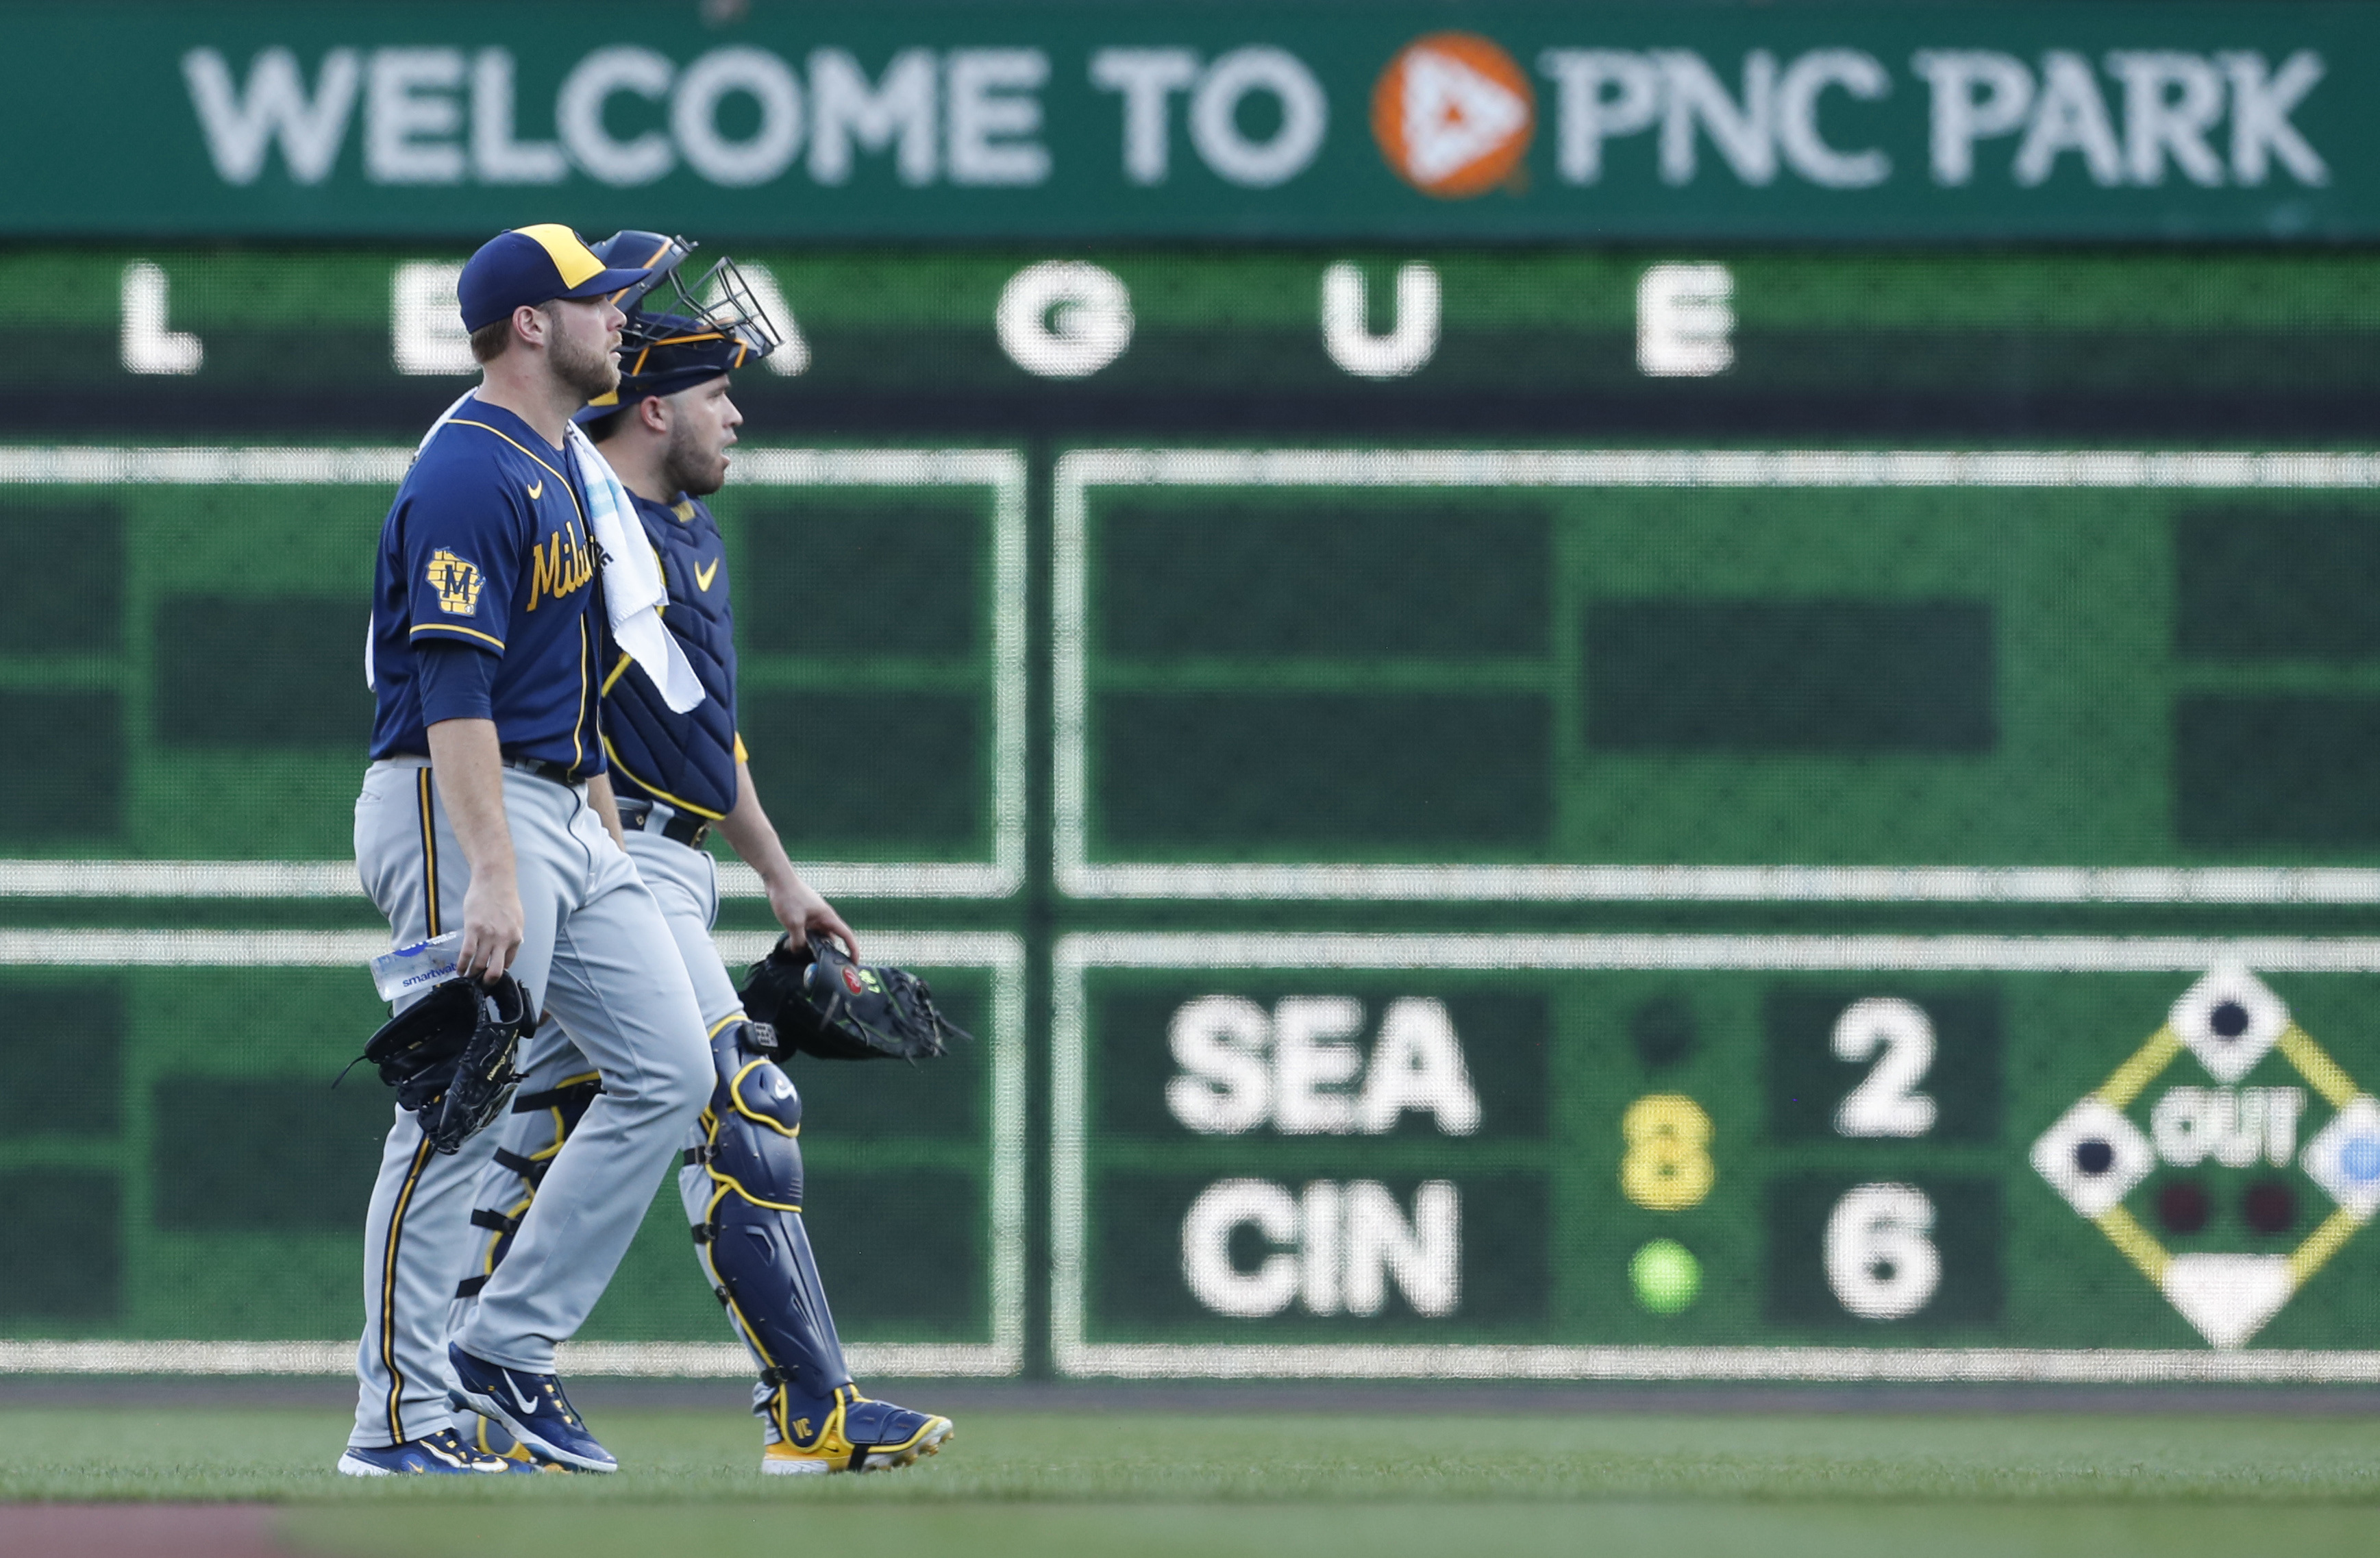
[1620,1094,1715,1211]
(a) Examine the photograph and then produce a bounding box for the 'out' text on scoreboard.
[1051,932,2380,1381]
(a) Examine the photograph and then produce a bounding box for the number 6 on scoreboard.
[1824,1183,1942,1320]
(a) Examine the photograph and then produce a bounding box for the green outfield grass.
[7,1404,2380,1557]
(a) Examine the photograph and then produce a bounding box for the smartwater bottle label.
[369,931,463,1002]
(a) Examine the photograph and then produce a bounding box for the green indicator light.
[1631,1238,1702,1315]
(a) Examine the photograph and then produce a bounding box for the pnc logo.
[1372,33,1535,198]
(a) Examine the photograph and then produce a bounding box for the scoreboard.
[0,447,1023,895]
[1056,449,2380,902]
[1056,935,2380,1378]
[8,244,2380,1381]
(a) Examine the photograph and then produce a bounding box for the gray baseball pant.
[347,758,710,1450]
[454,821,780,1422]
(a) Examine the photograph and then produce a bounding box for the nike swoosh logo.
[694,558,719,591]
[504,1374,541,1416]
[525,479,544,500]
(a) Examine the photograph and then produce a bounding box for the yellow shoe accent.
[758,1390,953,1475]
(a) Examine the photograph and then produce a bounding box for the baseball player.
[341,225,714,1476]
[450,233,952,1474]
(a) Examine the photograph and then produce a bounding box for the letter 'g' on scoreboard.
[1052,933,2380,1380]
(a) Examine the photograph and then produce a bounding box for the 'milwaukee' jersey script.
[369,398,606,776]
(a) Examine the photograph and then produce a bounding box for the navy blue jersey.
[601,490,741,817]
[369,399,607,776]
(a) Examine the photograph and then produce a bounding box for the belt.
[503,756,586,787]
[617,797,712,848]
[387,754,584,787]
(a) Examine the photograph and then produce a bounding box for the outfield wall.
[10,12,2380,1374]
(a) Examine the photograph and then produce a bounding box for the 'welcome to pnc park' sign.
[12,2,2375,240]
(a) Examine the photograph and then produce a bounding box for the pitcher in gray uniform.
[452,233,953,1474]
[344,226,712,1477]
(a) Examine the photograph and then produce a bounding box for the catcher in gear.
[451,232,954,1474]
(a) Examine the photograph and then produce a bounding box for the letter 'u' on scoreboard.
[1052,932,2380,1381]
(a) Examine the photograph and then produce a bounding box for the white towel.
[367,393,706,713]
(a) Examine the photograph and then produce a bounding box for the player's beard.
[548,325,621,404]
[660,415,730,497]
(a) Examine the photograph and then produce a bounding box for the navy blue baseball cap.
[458,225,654,333]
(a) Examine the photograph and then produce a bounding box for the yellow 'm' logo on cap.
[512,224,605,288]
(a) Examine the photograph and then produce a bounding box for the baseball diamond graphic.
[2031,966,2380,1348]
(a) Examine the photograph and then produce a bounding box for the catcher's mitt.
[738,933,969,1062]
[357,974,536,1153]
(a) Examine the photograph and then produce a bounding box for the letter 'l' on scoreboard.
[1052,934,2380,1380]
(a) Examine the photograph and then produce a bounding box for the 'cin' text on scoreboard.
[1055,937,2380,1378]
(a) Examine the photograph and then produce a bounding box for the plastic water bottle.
[369,931,464,1002]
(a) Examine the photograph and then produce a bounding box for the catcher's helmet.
[577,230,781,421]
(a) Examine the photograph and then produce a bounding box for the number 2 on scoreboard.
[1833,997,1938,1138]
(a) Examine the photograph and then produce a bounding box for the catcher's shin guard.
[687,1020,852,1433]
[453,1053,603,1301]
[445,1047,604,1450]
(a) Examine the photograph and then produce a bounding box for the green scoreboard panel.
[1058,451,2380,902]
[8,245,2380,1380]
[1055,935,2380,1379]
[0,931,1024,1376]
[0,449,1023,897]
[14,249,2380,443]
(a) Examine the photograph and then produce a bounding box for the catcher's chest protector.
[604,492,740,817]
[694,1023,851,1411]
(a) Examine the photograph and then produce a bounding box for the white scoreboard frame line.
[0,927,1027,1380]
[0,445,1028,902]
[1050,930,2380,1383]
[1052,447,2380,906]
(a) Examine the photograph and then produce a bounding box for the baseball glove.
[358,974,536,1153]
[737,933,969,1062]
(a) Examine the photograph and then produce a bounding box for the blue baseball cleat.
[457,1398,583,1474]
[334,1427,519,1476]
[447,1344,617,1472]
[453,1402,578,1472]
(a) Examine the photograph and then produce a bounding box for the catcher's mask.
[577,230,780,421]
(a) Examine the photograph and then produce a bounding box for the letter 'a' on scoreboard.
[1051,932,2380,1381]
[1054,448,2380,908]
